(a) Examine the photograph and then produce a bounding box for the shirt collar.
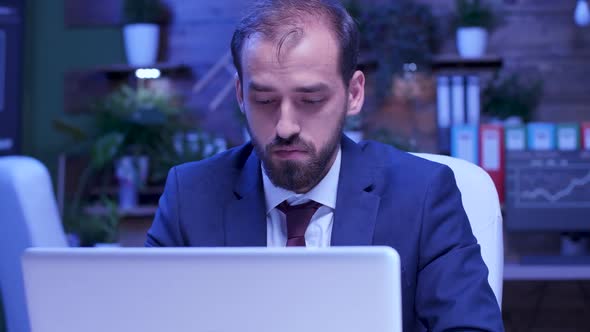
[262,147,341,213]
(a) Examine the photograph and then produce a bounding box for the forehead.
[240,22,341,83]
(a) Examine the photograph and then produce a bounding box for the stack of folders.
[436,75,480,154]
[451,122,590,155]
[436,74,506,200]
[506,122,590,152]
[451,124,505,203]
[448,122,590,203]
[436,73,590,202]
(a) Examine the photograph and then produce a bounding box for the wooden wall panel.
[65,0,122,26]
[65,0,590,131]
[170,0,590,123]
[168,0,250,23]
[65,0,249,26]
[419,0,590,122]
[167,22,237,64]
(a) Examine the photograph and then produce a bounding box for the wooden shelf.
[357,53,502,73]
[431,55,503,71]
[64,62,194,113]
[94,62,192,75]
[504,263,590,281]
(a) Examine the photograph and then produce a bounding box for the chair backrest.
[412,153,503,305]
[0,156,67,332]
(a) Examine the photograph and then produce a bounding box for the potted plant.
[345,0,438,104]
[93,84,187,208]
[453,0,499,58]
[482,72,544,123]
[63,196,120,247]
[122,0,167,66]
[56,84,187,210]
[55,85,221,245]
[149,129,226,183]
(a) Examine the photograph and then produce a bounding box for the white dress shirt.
[262,148,341,247]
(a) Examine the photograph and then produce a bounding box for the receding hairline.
[239,18,342,71]
[231,0,360,86]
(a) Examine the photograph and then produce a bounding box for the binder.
[466,76,480,125]
[556,123,580,151]
[505,126,526,151]
[582,122,590,150]
[436,76,451,128]
[451,76,465,125]
[436,76,451,154]
[451,124,479,164]
[479,124,505,203]
[527,123,556,151]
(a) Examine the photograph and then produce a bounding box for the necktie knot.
[278,200,322,247]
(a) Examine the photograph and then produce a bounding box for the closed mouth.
[272,148,309,159]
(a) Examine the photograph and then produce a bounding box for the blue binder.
[451,124,479,164]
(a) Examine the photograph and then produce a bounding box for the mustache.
[266,135,313,152]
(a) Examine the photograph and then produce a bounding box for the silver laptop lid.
[22,247,402,332]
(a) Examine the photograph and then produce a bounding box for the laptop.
[22,247,402,332]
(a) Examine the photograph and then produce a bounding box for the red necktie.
[277,200,322,247]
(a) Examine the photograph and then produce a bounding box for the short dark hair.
[230,0,360,86]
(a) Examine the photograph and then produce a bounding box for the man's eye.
[255,99,276,105]
[302,98,325,105]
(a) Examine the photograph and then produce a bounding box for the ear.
[235,73,245,113]
[346,70,365,116]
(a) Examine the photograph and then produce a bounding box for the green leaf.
[91,132,124,169]
[123,0,165,24]
[454,0,499,30]
[53,118,89,140]
[482,72,544,122]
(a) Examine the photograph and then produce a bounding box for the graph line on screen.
[508,164,590,208]
[520,171,590,202]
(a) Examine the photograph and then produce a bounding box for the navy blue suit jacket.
[146,136,504,332]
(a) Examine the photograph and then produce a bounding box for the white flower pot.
[115,155,149,209]
[123,23,160,66]
[456,27,488,58]
[118,180,138,210]
[575,0,590,27]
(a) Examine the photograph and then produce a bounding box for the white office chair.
[0,156,68,332]
[412,153,504,306]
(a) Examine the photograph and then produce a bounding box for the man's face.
[236,22,364,193]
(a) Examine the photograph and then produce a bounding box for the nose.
[275,102,300,140]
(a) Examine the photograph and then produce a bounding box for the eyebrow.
[294,83,330,93]
[249,82,275,92]
[248,82,330,93]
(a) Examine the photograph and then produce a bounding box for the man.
[146,0,504,331]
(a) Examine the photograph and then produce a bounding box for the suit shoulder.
[357,140,456,198]
[173,142,253,179]
[359,140,446,175]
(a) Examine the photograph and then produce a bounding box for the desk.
[504,263,590,281]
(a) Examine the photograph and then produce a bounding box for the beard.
[247,114,346,193]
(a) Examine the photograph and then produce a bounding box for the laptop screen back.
[22,247,402,332]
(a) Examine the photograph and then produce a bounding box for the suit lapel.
[331,136,381,246]
[224,149,267,247]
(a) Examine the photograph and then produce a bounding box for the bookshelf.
[431,55,503,72]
